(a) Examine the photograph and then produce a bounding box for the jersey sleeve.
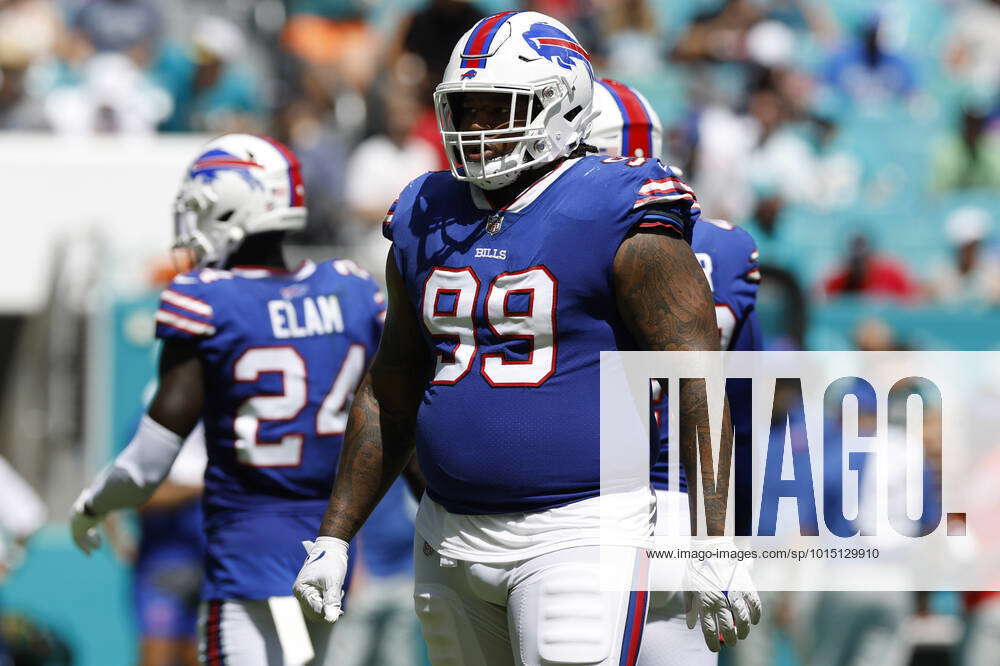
[725,226,762,351]
[382,171,434,243]
[369,280,387,342]
[155,275,217,343]
[629,162,701,244]
[381,198,399,241]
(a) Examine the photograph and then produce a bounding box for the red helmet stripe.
[257,135,305,207]
[535,37,590,60]
[192,158,263,171]
[600,79,654,158]
[461,11,519,68]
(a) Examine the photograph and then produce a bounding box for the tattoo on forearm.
[319,252,429,541]
[614,230,731,536]
[319,371,419,540]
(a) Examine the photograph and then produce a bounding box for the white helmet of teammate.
[173,133,306,267]
[588,78,663,160]
[434,11,598,190]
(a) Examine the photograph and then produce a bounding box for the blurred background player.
[295,11,758,664]
[0,454,47,665]
[126,423,206,666]
[588,78,762,666]
[329,479,422,666]
[69,133,386,666]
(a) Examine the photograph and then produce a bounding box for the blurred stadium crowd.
[1,0,999,664]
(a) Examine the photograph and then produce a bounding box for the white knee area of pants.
[649,490,689,601]
[529,567,610,664]
[414,584,487,666]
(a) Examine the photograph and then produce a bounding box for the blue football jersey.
[650,219,761,492]
[384,155,701,515]
[155,259,384,599]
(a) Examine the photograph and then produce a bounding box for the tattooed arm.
[613,229,731,536]
[318,252,430,541]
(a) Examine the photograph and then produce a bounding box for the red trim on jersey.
[155,308,215,336]
[433,289,462,317]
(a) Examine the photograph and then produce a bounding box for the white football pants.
[197,599,333,666]
[637,490,716,666]
[413,542,650,666]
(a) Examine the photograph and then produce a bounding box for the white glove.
[292,536,349,623]
[682,537,762,652]
[70,493,102,555]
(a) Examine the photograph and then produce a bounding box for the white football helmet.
[173,133,306,267]
[588,78,663,159]
[434,11,598,190]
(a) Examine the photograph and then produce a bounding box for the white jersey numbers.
[234,347,307,467]
[422,267,481,384]
[422,266,557,387]
[233,345,366,467]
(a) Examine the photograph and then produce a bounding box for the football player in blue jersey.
[589,78,763,665]
[294,12,758,665]
[70,134,387,666]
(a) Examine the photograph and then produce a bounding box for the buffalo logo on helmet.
[522,23,592,77]
[189,149,265,191]
[460,70,477,80]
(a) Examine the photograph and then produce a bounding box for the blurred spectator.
[44,52,172,133]
[671,0,762,64]
[387,0,484,169]
[821,15,917,105]
[822,234,922,302]
[68,0,162,67]
[0,47,44,130]
[599,0,660,76]
[389,0,483,103]
[345,86,437,230]
[276,100,351,245]
[944,0,1000,104]
[740,192,796,269]
[853,317,896,351]
[0,0,66,62]
[153,16,263,133]
[282,0,379,94]
[695,73,818,220]
[808,115,861,210]
[929,207,1000,304]
[931,107,1000,192]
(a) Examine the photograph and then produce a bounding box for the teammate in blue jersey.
[70,134,386,666]
[589,79,763,665]
[294,12,758,665]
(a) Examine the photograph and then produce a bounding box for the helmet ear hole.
[563,105,583,122]
[217,210,235,222]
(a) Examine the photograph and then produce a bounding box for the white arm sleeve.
[82,415,184,515]
[166,423,207,487]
